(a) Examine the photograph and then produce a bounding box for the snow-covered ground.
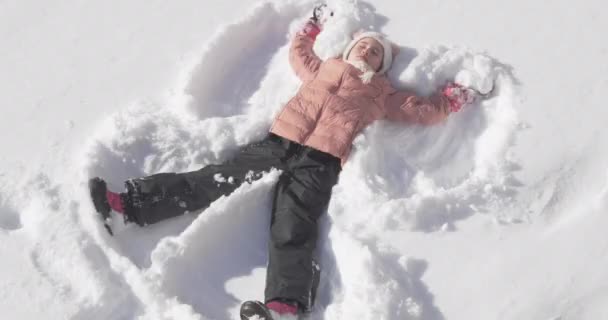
[1,0,607,319]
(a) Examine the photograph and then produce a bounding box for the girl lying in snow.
[89,7,477,320]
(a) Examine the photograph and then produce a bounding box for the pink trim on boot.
[106,191,124,213]
[266,301,297,315]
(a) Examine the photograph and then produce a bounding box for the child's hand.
[299,20,321,40]
[297,4,331,40]
[441,82,477,113]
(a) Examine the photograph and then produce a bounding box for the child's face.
[347,38,384,72]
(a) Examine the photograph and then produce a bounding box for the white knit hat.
[342,31,393,74]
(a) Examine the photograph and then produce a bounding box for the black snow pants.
[121,133,341,310]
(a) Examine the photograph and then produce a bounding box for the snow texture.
[1,0,608,319]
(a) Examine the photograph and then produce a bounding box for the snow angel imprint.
[88,4,479,320]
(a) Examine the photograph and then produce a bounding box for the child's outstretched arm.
[289,18,322,82]
[384,81,478,125]
[384,89,452,126]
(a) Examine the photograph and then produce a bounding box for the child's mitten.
[300,20,321,40]
[442,82,477,112]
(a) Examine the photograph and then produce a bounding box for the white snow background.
[1,0,607,319]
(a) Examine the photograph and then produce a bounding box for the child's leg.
[264,147,341,312]
[123,134,289,226]
[106,190,124,213]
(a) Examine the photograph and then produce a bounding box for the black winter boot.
[240,300,274,320]
[88,177,113,235]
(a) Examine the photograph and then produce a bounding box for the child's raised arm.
[289,20,322,83]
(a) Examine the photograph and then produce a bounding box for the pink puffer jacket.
[270,34,451,165]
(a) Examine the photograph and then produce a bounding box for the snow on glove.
[441,82,477,112]
[312,3,332,26]
[298,4,328,40]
